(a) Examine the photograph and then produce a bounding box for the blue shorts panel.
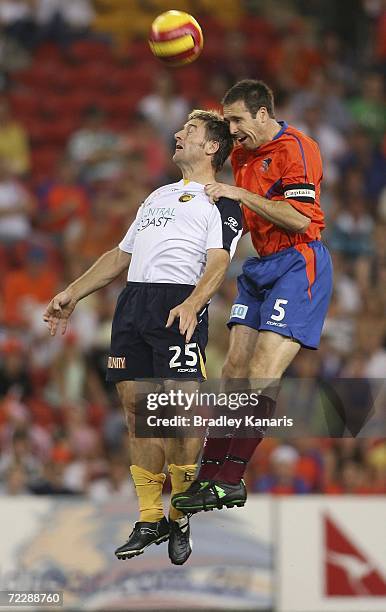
[228,241,333,349]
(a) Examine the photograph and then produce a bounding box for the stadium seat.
[31,146,62,179]
[69,40,113,63]
[8,92,40,119]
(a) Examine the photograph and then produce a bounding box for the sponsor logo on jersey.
[138,207,176,231]
[179,193,196,203]
[231,304,248,319]
[177,367,197,373]
[107,356,126,369]
[261,158,272,171]
[225,216,240,233]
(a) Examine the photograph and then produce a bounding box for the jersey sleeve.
[206,197,243,259]
[118,203,144,253]
[280,139,322,219]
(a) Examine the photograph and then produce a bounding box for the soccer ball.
[148,10,203,67]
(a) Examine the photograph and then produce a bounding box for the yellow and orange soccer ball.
[148,10,203,67]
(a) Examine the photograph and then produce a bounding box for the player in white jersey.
[43,110,242,565]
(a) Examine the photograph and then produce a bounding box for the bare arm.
[67,246,131,300]
[205,182,311,234]
[43,247,131,336]
[166,248,230,342]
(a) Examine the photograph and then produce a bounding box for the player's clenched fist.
[166,301,198,343]
[43,290,77,336]
[205,182,242,203]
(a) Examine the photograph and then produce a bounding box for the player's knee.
[222,353,249,379]
[116,385,136,430]
[249,360,282,380]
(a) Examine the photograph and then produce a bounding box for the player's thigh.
[250,330,300,380]
[222,324,259,379]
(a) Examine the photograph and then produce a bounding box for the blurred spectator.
[0,98,30,175]
[0,24,31,77]
[138,71,189,149]
[0,428,40,482]
[329,197,374,259]
[0,338,32,399]
[265,25,323,91]
[35,0,94,43]
[195,73,232,114]
[0,0,36,49]
[0,463,29,495]
[2,244,58,325]
[0,157,34,243]
[338,127,386,200]
[88,454,132,502]
[29,460,79,495]
[37,158,90,247]
[48,333,87,406]
[295,103,347,186]
[347,71,386,142]
[290,70,354,133]
[119,114,169,187]
[67,105,120,184]
[252,445,311,494]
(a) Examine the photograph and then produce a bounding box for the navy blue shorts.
[228,241,333,349]
[106,282,208,382]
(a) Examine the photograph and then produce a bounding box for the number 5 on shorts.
[169,343,198,368]
[271,298,288,321]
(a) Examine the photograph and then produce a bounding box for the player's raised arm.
[43,247,131,336]
[205,181,311,233]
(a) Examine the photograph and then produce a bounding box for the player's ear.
[205,140,220,155]
[258,106,269,124]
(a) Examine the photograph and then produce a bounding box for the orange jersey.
[231,121,325,256]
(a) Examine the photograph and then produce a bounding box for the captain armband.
[284,183,315,204]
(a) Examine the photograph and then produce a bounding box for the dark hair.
[188,109,233,171]
[222,79,275,118]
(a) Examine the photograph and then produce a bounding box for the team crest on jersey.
[261,158,272,171]
[179,193,196,203]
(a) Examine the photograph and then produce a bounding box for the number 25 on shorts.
[169,343,198,368]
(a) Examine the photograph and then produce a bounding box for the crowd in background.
[0,0,385,498]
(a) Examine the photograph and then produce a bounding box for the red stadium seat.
[69,40,113,63]
[98,92,140,120]
[8,91,40,119]
[34,43,64,62]
[31,146,62,179]
[70,61,115,92]
[27,119,77,146]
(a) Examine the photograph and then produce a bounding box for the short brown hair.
[222,79,275,118]
[188,109,233,171]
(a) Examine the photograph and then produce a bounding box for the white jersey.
[119,179,242,284]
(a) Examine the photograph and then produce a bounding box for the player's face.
[173,120,207,164]
[223,100,267,149]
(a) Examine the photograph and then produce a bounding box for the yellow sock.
[168,463,197,521]
[130,465,166,522]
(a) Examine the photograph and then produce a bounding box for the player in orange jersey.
[173,80,333,514]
